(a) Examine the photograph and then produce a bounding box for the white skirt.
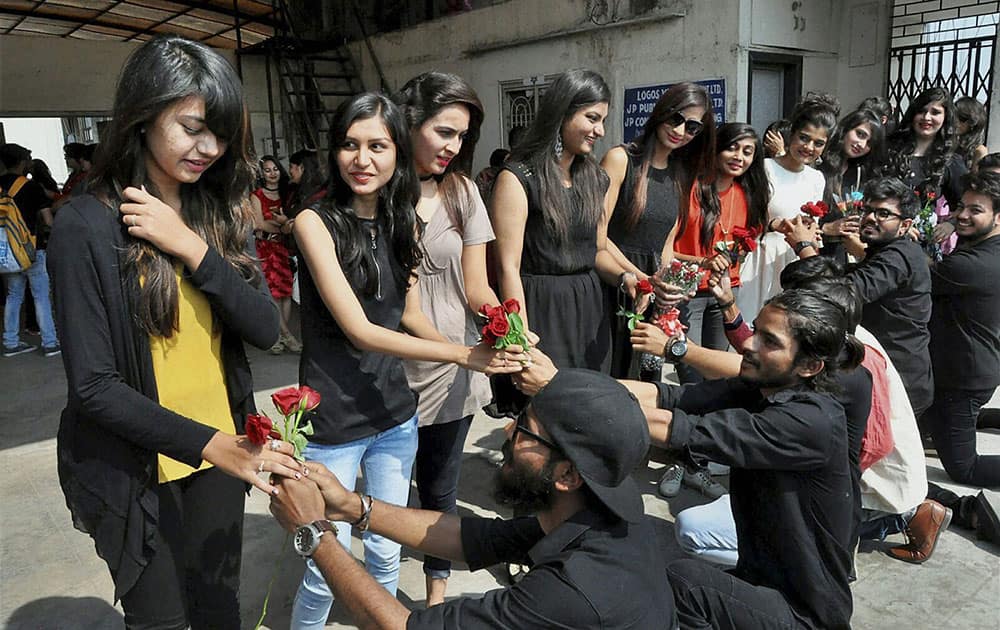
[737,232,799,322]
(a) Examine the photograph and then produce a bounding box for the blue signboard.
[623,79,726,143]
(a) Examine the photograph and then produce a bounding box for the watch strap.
[793,240,815,255]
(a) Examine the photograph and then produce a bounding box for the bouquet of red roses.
[656,259,705,295]
[478,298,531,350]
[714,225,762,264]
[800,200,829,219]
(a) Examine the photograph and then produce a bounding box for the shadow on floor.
[5,597,124,630]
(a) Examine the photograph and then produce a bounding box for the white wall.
[346,0,745,173]
[0,117,70,185]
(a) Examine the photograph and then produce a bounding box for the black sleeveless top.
[298,212,417,444]
[607,150,679,255]
[505,161,601,276]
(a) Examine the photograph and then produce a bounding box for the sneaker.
[683,465,727,499]
[42,344,61,357]
[706,462,730,476]
[282,334,302,353]
[267,340,285,355]
[3,342,37,357]
[658,464,684,498]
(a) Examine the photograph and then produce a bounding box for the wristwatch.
[793,241,816,255]
[294,519,338,558]
[663,337,688,364]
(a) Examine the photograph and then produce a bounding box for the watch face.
[294,526,316,555]
[671,341,688,357]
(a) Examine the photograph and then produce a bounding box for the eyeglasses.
[666,111,704,137]
[513,411,562,453]
[859,205,904,222]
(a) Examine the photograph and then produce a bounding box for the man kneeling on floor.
[270,369,676,629]
[628,288,861,629]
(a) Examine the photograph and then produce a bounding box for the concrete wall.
[345,0,897,172]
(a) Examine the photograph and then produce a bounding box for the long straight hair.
[954,96,987,169]
[696,123,769,247]
[819,109,886,200]
[509,69,610,242]
[395,71,484,231]
[88,34,258,337]
[288,148,325,213]
[320,93,421,297]
[625,82,717,234]
[887,87,958,197]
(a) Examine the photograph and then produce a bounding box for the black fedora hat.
[530,369,650,522]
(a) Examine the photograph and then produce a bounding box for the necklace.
[263,185,280,192]
[717,184,737,237]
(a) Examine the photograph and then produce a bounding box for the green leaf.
[300,420,314,437]
[627,315,638,331]
[292,433,308,459]
[508,312,525,334]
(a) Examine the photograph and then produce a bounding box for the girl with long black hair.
[489,68,630,416]
[817,109,887,260]
[600,81,716,379]
[287,148,326,213]
[290,92,521,628]
[395,71,503,606]
[48,35,305,627]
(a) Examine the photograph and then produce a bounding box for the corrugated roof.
[0,0,279,49]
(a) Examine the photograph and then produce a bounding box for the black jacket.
[48,194,279,600]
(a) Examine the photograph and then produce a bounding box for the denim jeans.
[677,290,735,384]
[291,415,418,630]
[414,415,473,578]
[3,250,58,348]
[675,495,739,567]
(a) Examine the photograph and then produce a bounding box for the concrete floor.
[1,344,998,629]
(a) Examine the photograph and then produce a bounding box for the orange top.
[675,181,750,291]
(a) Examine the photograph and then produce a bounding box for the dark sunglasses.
[860,205,904,222]
[667,111,704,137]
[514,411,562,452]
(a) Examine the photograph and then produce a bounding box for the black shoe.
[42,344,61,357]
[974,490,1000,544]
[3,342,37,357]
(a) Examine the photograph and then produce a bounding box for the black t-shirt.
[298,212,417,444]
[849,238,933,415]
[407,509,676,629]
[657,379,854,630]
[1,173,51,249]
[929,234,1000,390]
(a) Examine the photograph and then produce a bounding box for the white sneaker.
[658,464,684,497]
[683,465,727,499]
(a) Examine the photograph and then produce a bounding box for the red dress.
[253,188,294,299]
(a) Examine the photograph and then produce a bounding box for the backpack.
[0,176,37,274]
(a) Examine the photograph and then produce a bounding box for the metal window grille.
[499,75,557,148]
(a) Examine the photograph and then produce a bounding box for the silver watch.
[293,519,337,558]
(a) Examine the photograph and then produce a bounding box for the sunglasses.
[513,411,562,453]
[860,205,904,222]
[666,111,704,137]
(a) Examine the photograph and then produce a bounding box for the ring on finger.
[258,461,265,474]
[268,438,280,451]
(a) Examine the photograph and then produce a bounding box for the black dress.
[606,151,679,378]
[486,161,611,417]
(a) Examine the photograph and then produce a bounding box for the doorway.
[748,52,802,135]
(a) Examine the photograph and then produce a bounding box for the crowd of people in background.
[2,32,999,629]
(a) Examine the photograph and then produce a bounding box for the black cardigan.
[48,194,279,601]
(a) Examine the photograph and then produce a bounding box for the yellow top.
[148,266,234,483]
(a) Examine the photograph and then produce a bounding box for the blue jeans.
[675,494,739,567]
[291,415,418,630]
[4,250,58,348]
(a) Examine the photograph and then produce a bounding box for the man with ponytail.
[630,288,862,629]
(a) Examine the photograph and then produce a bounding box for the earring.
[554,135,563,159]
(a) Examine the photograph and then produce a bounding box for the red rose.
[271,386,320,416]
[926,191,937,200]
[479,304,499,319]
[669,259,683,272]
[502,298,521,314]
[298,385,321,411]
[654,308,687,336]
[488,314,510,338]
[636,279,654,295]
[481,324,498,345]
[743,237,759,253]
[246,413,276,446]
